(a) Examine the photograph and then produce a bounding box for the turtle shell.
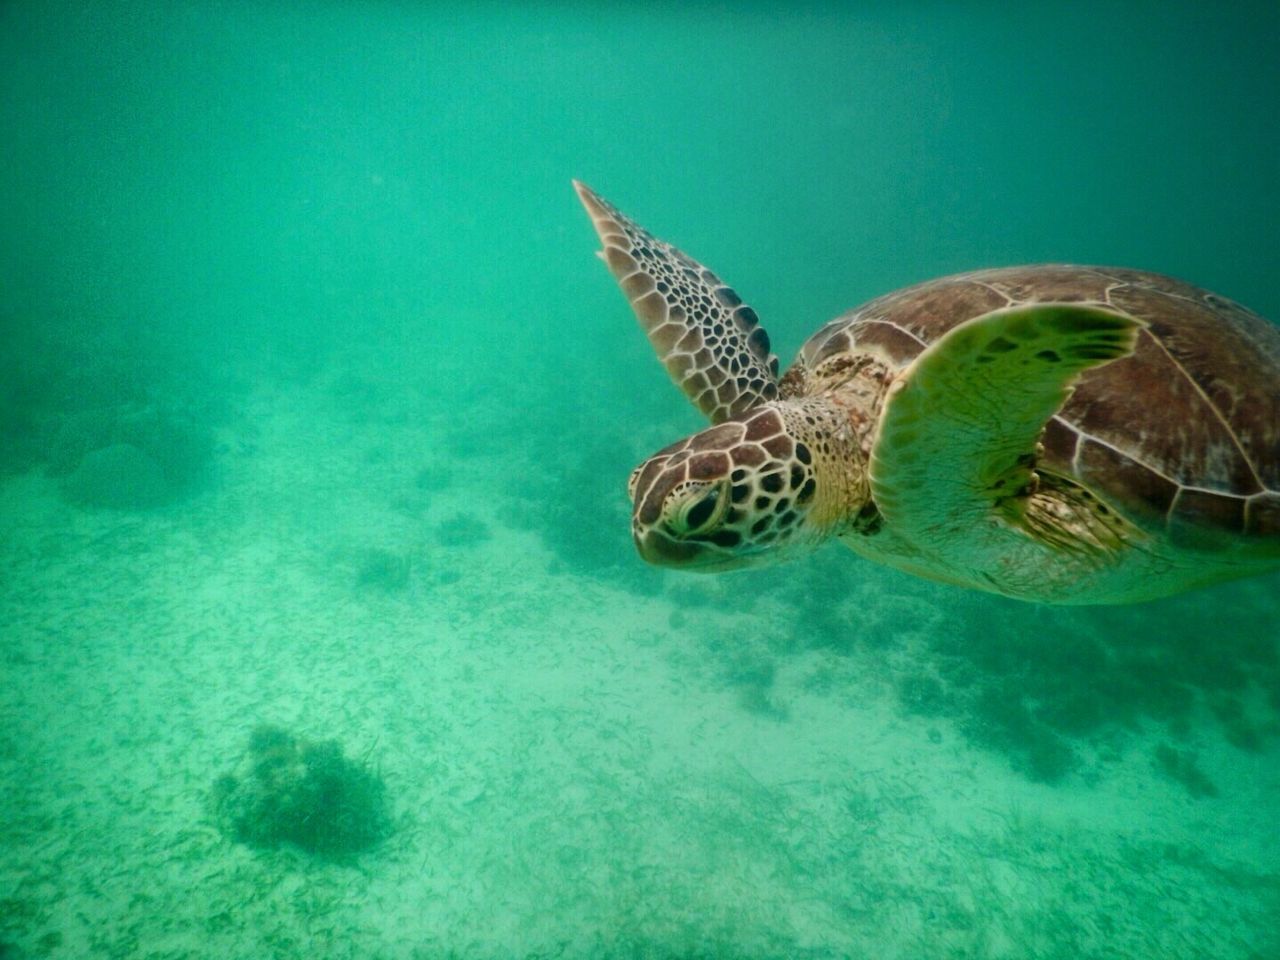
[798,265,1280,545]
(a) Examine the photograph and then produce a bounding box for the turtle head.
[627,406,829,571]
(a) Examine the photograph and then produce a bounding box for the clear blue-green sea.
[2,3,1278,958]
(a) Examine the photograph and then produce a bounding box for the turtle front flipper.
[574,181,779,423]
[870,304,1143,563]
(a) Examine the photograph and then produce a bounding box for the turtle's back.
[799,265,1280,546]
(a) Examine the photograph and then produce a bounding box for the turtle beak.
[633,526,755,572]
[634,527,701,566]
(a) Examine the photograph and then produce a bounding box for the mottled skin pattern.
[626,400,861,570]
[575,182,1280,603]
[575,182,778,424]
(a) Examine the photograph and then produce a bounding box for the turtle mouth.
[634,527,761,572]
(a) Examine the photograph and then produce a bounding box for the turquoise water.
[2,3,1278,957]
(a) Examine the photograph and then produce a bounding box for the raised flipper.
[574,181,779,424]
[869,304,1143,551]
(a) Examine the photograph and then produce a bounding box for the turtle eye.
[676,482,729,536]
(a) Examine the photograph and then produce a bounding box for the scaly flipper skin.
[574,181,779,423]
[870,304,1143,559]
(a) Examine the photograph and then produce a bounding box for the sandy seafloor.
[1,346,1278,960]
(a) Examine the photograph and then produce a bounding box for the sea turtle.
[574,181,1280,604]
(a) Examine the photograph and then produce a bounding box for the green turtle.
[574,181,1280,604]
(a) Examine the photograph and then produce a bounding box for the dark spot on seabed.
[1153,743,1219,799]
[433,512,491,547]
[211,726,392,860]
[355,548,411,593]
[885,580,1280,788]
